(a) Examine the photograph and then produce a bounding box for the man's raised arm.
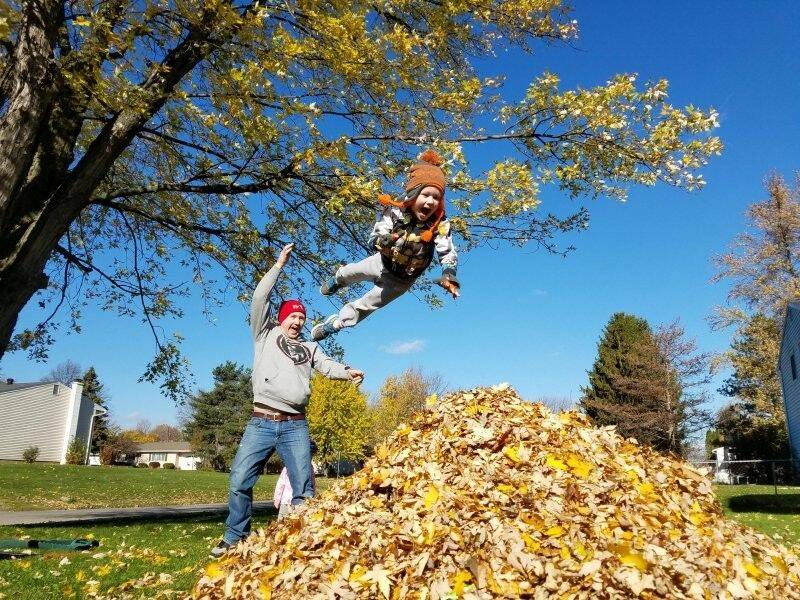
[250,243,294,340]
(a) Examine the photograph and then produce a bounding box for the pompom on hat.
[378,149,447,242]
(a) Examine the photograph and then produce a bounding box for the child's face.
[411,186,442,222]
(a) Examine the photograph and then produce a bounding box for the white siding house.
[135,442,201,470]
[779,302,800,467]
[0,380,105,464]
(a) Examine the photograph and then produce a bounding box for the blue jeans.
[223,417,313,544]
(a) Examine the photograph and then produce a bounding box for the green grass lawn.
[0,514,274,599]
[714,484,800,546]
[0,462,278,511]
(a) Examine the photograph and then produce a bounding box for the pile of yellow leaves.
[193,385,800,599]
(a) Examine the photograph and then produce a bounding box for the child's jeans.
[334,253,415,328]
[223,417,313,544]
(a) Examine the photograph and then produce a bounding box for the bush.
[22,446,40,463]
[162,462,176,469]
[65,437,86,465]
[99,445,116,465]
[100,435,140,465]
[137,462,149,468]
[148,461,160,468]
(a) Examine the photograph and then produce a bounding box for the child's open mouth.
[416,206,433,220]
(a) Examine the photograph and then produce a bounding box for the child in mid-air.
[311,150,460,341]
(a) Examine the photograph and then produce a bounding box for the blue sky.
[3,1,800,430]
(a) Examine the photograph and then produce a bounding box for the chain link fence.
[690,459,797,492]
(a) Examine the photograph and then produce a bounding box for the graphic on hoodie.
[277,334,311,365]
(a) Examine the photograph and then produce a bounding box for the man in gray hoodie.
[211,243,363,557]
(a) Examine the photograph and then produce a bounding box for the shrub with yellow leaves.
[193,385,800,599]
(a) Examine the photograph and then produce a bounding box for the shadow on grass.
[1,505,277,532]
[726,494,800,515]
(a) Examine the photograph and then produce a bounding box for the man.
[211,243,364,558]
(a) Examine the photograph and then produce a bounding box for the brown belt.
[252,410,305,422]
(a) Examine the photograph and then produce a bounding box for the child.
[273,440,318,519]
[311,150,460,341]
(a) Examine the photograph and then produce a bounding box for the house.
[135,441,202,470]
[0,379,106,464]
[779,302,800,470]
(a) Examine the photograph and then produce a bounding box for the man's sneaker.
[311,315,340,341]
[320,276,341,296]
[209,540,233,559]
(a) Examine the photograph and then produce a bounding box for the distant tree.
[535,396,575,412]
[369,368,446,447]
[581,314,711,455]
[151,423,184,442]
[716,315,788,459]
[41,359,82,384]
[306,374,371,465]
[184,362,252,471]
[705,429,725,459]
[134,419,152,434]
[119,429,158,444]
[99,430,139,465]
[711,174,798,457]
[712,173,800,328]
[581,312,654,418]
[651,321,713,454]
[82,366,111,453]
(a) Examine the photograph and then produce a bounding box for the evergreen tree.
[184,362,252,471]
[581,313,655,418]
[306,375,371,465]
[82,366,111,453]
[581,314,710,455]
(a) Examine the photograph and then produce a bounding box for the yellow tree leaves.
[2,0,725,400]
[193,385,800,599]
[306,374,371,464]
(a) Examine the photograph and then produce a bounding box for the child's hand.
[441,279,460,299]
[435,270,460,299]
[276,243,294,268]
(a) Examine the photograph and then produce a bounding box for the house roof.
[0,381,60,393]
[136,441,193,453]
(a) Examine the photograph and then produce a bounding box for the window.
[791,354,797,380]
[150,453,167,462]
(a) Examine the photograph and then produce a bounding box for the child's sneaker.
[320,276,340,296]
[311,315,340,341]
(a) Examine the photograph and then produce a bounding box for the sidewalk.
[0,501,275,526]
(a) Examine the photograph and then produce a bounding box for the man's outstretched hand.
[348,369,365,385]
[276,243,294,268]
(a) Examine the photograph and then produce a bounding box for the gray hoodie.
[250,263,351,414]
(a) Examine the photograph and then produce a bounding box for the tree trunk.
[0,4,236,360]
[0,0,61,228]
